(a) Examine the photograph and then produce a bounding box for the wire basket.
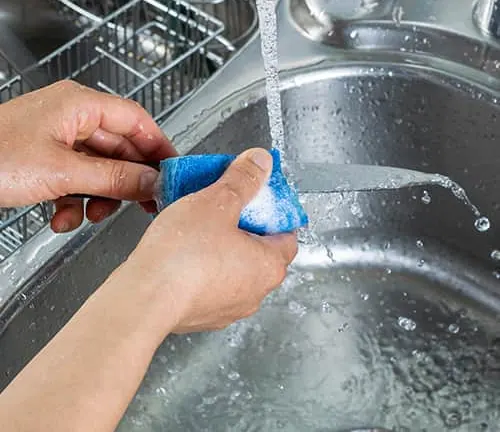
[52,0,256,59]
[0,204,55,263]
[189,0,257,53]
[20,0,227,121]
[0,49,55,263]
[0,0,230,263]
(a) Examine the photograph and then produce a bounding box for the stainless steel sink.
[2,0,500,431]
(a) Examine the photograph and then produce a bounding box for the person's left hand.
[0,80,177,233]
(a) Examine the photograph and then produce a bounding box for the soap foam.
[242,184,279,234]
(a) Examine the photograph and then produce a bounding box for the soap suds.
[242,184,279,233]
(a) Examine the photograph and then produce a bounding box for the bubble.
[421,190,431,204]
[475,216,490,232]
[398,316,417,331]
[416,240,424,248]
[448,323,460,334]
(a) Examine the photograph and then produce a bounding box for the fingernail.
[139,170,158,196]
[249,148,272,171]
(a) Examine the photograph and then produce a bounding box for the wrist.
[89,259,180,349]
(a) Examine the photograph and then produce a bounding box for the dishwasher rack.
[13,0,228,121]
[53,0,257,58]
[0,0,234,263]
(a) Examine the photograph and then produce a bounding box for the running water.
[255,0,287,164]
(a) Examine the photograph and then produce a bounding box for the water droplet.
[229,390,241,401]
[338,322,349,332]
[392,5,404,25]
[288,300,307,317]
[303,272,315,281]
[321,301,333,313]
[475,216,490,232]
[448,323,460,334]
[421,190,431,204]
[398,316,417,331]
[442,410,462,428]
[416,240,424,248]
[490,249,500,261]
[155,387,167,396]
[228,371,240,381]
[418,259,425,268]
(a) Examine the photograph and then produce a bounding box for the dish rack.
[0,0,243,263]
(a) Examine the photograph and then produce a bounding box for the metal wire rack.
[0,205,55,263]
[0,49,56,263]
[19,0,228,121]
[51,0,256,58]
[190,0,257,54]
[0,0,235,263]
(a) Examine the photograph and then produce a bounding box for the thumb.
[67,154,159,202]
[212,148,273,216]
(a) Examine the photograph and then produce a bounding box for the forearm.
[0,263,175,432]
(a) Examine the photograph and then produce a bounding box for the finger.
[54,81,177,159]
[257,231,298,265]
[66,153,159,202]
[50,197,84,233]
[83,128,145,162]
[85,198,121,223]
[209,148,273,220]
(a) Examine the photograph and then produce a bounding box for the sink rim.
[170,59,500,155]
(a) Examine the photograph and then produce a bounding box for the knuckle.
[54,79,79,92]
[107,162,127,194]
[217,181,244,208]
[233,160,261,187]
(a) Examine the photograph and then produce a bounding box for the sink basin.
[1,1,500,431]
[2,62,500,431]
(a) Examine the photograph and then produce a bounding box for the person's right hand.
[117,148,298,334]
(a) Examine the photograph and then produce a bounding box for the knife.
[69,162,443,200]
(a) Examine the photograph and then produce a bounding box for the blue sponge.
[154,148,308,235]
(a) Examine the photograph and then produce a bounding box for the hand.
[119,148,298,333]
[0,80,177,232]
